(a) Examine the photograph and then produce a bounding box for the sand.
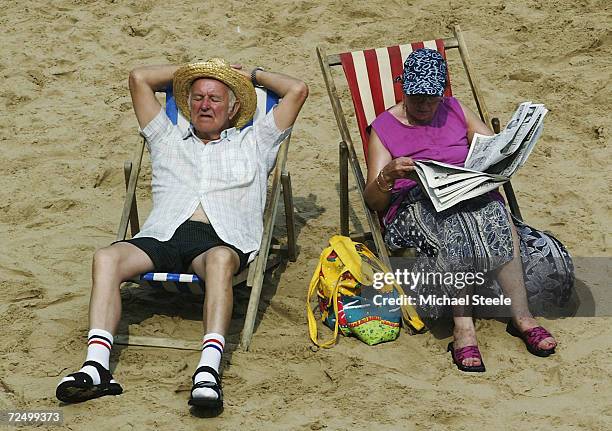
[1,0,610,430]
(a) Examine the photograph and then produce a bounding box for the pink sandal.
[447,342,486,373]
[506,322,556,357]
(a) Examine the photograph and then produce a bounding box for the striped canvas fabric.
[339,39,452,157]
[129,86,280,295]
[135,272,204,295]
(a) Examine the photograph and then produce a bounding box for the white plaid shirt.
[135,108,291,259]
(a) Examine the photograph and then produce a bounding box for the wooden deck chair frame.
[317,25,523,268]
[114,89,297,352]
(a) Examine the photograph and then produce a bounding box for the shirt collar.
[183,124,239,142]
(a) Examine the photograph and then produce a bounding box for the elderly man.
[56,59,308,409]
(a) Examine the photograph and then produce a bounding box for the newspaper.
[413,101,548,212]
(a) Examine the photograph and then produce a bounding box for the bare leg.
[89,242,155,335]
[189,246,239,335]
[56,242,155,403]
[495,217,556,350]
[188,246,239,402]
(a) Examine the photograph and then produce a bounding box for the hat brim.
[173,62,257,129]
[403,82,445,97]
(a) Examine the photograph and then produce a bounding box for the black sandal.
[188,365,223,409]
[56,360,123,403]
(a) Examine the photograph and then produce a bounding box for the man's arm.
[232,66,308,130]
[128,65,180,129]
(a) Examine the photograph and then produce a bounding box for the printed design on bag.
[336,300,348,327]
[347,316,401,328]
[326,251,338,262]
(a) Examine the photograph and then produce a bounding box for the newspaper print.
[487,106,546,177]
[497,113,546,177]
[464,101,531,171]
[413,101,547,212]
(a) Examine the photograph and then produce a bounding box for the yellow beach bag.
[306,235,425,348]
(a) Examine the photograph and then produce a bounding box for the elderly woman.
[363,48,573,372]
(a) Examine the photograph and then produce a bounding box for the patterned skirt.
[384,188,575,320]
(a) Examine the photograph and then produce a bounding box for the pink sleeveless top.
[371,97,501,222]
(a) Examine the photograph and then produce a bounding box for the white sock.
[192,333,224,400]
[59,329,113,387]
[85,329,113,368]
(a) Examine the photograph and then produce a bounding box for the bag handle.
[332,235,425,332]
[306,246,341,348]
[392,282,425,332]
[329,235,373,285]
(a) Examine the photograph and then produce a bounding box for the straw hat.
[173,58,257,129]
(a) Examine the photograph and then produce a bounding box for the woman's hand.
[381,157,415,183]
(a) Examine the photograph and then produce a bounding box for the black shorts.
[117,220,249,274]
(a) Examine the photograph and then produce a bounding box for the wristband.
[251,67,265,88]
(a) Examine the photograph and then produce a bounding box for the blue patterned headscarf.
[402,48,447,96]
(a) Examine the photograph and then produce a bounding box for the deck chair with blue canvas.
[115,66,299,353]
[55,60,308,408]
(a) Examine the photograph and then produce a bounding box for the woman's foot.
[507,316,557,357]
[452,318,482,368]
[511,316,557,351]
[448,321,486,373]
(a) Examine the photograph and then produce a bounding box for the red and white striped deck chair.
[317,25,523,267]
[115,87,297,351]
